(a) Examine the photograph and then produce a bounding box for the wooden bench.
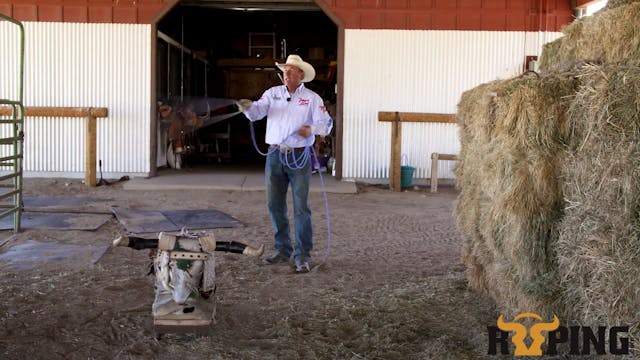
[430,153,458,193]
[378,111,457,192]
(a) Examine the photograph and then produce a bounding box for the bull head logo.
[497,312,560,356]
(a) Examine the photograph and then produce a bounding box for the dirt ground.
[0,177,499,360]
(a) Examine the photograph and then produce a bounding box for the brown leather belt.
[269,144,305,152]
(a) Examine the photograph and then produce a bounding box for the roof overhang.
[179,0,320,11]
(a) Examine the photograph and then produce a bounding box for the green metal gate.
[0,14,25,233]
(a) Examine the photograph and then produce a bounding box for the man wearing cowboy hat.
[237,54,333,273]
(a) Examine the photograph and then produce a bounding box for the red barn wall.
[319,0,574,31]
[0,0,172,24]
[0,0,574,31]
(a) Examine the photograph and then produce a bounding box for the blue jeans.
[265,149,312,261]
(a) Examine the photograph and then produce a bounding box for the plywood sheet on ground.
[163,209,242,229]
[0,212,112,231]
[111,208,242,234]
[0,240,109,270]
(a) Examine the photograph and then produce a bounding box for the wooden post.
[389,112,402,191]
[85,111,97,187]
[0,106,108,187]
[430,153,439,193]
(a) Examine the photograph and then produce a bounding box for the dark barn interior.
[155,1,338,168]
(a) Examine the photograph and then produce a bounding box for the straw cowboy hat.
[276,54,316,83]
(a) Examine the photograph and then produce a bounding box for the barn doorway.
[154,0,339,173]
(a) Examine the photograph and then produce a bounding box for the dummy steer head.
[112,232,264,317]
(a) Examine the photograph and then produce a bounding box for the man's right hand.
[237,99,253,112]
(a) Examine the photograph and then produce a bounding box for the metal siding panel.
[342,29,562,181]
[0,20,24,172]
[0,21,150,177]
[0,20,22,102]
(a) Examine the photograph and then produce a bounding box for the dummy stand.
[113,232,264,339]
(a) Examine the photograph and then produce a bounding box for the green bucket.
[400,165,415,188]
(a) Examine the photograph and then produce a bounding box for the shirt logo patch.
[298,98,310,106]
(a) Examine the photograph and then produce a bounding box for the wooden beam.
[0,106,108,118]
[378,112,456,123]
[431,153,458,161]
[0,106,108,187]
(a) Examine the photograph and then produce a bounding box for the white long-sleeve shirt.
[242,84,333,148]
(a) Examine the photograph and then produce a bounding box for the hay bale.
[606,0,640,10]
[456,1,640,349]
[455,72,578,317]
[538,3,640,71]
[558,63,640,334]
[538,20,586,71]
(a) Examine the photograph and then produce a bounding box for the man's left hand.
[297,125,312,138]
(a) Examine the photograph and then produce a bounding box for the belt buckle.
[279,145,291,153]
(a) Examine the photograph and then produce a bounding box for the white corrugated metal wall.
[342,30,561,182]
[0,20,22,102]
[0,22,150,178]
[1,22,563,182]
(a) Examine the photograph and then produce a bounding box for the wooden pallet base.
[153,314,213,338]
[153,311,213,338]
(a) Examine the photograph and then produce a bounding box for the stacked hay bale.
[456,0,640,337]
[558,63,640,330]
[539,1,640,71]
[606,0,640,7]
[456,72,577,318]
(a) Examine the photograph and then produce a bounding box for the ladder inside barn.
[0,14,25,233]
[248,32,276,59]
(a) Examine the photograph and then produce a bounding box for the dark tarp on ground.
[0,212,112,231]
[0,240,109,270]
[110,208,242,234]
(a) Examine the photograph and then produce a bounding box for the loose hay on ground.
[154,272,497,360]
